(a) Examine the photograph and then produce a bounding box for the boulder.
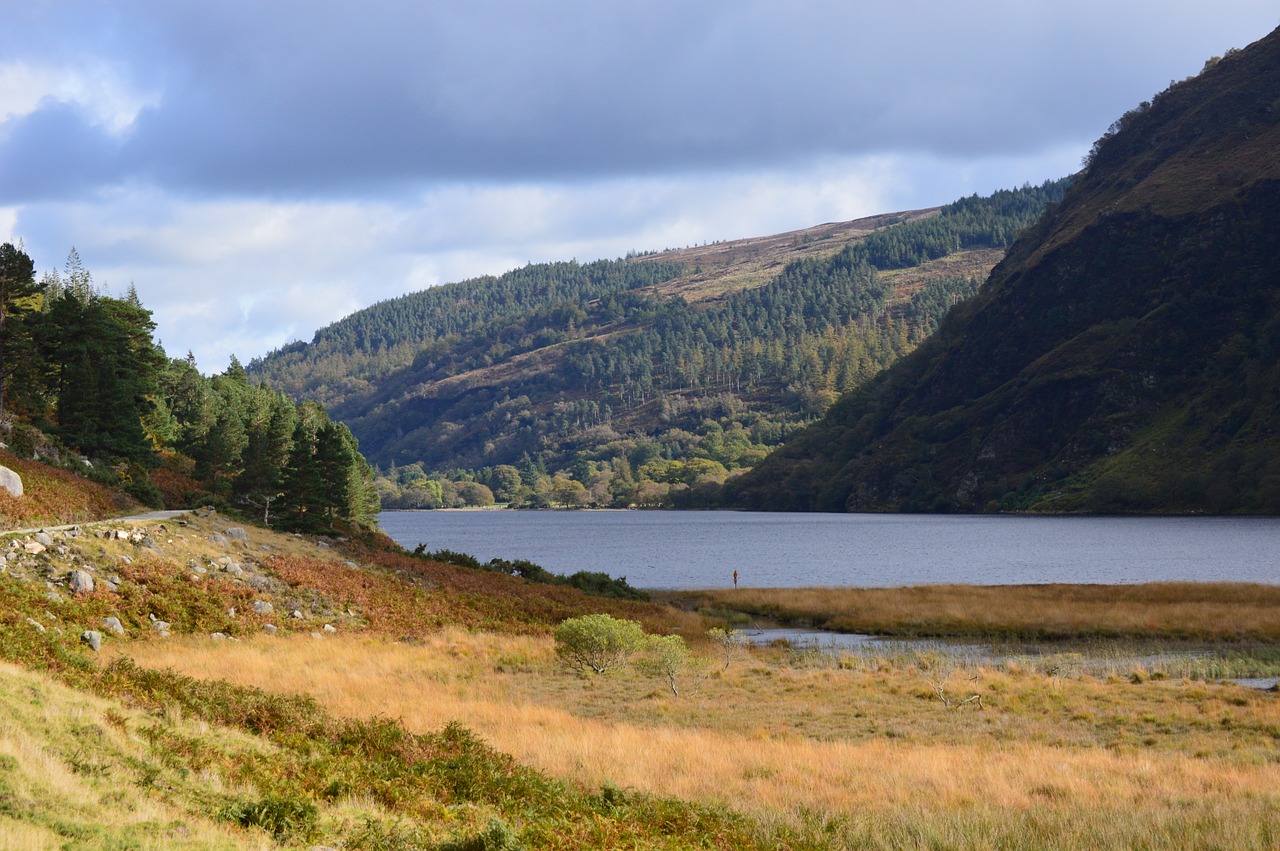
[34,531,52,547]
[102,617,125,635]
[223,527,249,542]
[0,465,22,497]
[67,569,95,595]
[80,630,102,652]
[252,600,274,615]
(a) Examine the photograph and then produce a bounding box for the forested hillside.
[0,247,378,531]
[251,181,1067,508]
[728,27,1280,514]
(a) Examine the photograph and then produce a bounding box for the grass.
[5,484,1280,847]
[124,628,1280,849]
[662,582,1280,641]
[0,449,134,528]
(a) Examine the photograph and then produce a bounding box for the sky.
[2,2,1276,373]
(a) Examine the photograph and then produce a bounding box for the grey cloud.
[2,1,1275,202]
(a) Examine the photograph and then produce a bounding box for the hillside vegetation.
[249,182,1067,508]
[729,25,1280,513]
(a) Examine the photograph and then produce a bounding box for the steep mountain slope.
[728,28,1280,514]
[250,183,1065,505]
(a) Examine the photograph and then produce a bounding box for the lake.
[376,510,1280,590]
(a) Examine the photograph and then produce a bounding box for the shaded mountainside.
[249,182,1066,506]
[728,27,1280,514]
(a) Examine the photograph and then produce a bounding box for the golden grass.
[0,660,271,850]
[123,630,1280,843]
[667,582,1280,640]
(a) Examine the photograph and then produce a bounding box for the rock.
[151,619,171,634]
[251,600,273,615]
[103,617,125,635]
[227,607,237,618]
[262,624,277,635]
[207,533,229,546]
[343,561,359,569]
[217,556,232,566]
[34,531,53,547]
[290,610,303,619]
[25,617,45,634]
[246,574,271,591]
[210,632,227,641]
[223,527,249,542]
[100,578,119,593]
[80,630,102,652]
[0,465,22,497]
[223,563,244,577]
[119,555,132,566]
[323,623,337,634]
[67,569,95,595]
[23,541,45,555]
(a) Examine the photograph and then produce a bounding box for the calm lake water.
[377,510,1280,590]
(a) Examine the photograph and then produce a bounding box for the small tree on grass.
[554,614,644,674]
[637,634,694,696]
[707,627,748,671]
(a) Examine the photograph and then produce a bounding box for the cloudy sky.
[2,2,1275,372]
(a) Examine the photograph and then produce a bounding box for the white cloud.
[0,60,156,135]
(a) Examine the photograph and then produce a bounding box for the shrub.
[554,614,644,674]
[637,634,694,696]
[222,794,318,842]
[707,627,748,671]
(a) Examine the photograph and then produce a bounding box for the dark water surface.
[377,510,1280,590]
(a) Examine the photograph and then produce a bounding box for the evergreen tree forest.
[250,180,1069,509]
[0,246,379,532]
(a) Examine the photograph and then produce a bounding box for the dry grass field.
[124,627,1280,848]
[665,582,1280,640]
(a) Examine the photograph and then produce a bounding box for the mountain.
[727,28,1280,514]
[249,181,1067,507]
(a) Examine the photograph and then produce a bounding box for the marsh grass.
[667,582,1280,641]
[126,630,1280,848]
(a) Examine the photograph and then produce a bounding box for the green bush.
[636,634,694,696]
[553,614,644,674]
[222,793,318,842]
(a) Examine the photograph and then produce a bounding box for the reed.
[664,582,1280,640]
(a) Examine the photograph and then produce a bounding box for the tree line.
[0,245,378,532]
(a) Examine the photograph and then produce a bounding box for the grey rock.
[210,632,227,641]
[25,617,45,633]
[151,619,171,633]
[246,574,271,591]
[207,533,229,546]
[103,617,125,635]
[251,600,273,615]
[68,569,95,595]
[217,556,232,566]
[118,555,132,566]
[223,563,244,577]
[0,465,22,497]
[343,561,359,569]
[290,610,304,619]
[80,630,102,652]
[223,527,249,542]
[34,531,53,547]
[262,624,277,635]
[100,579,119,593]
[322,623,337,634]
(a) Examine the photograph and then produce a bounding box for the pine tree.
[0,243,38,419]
